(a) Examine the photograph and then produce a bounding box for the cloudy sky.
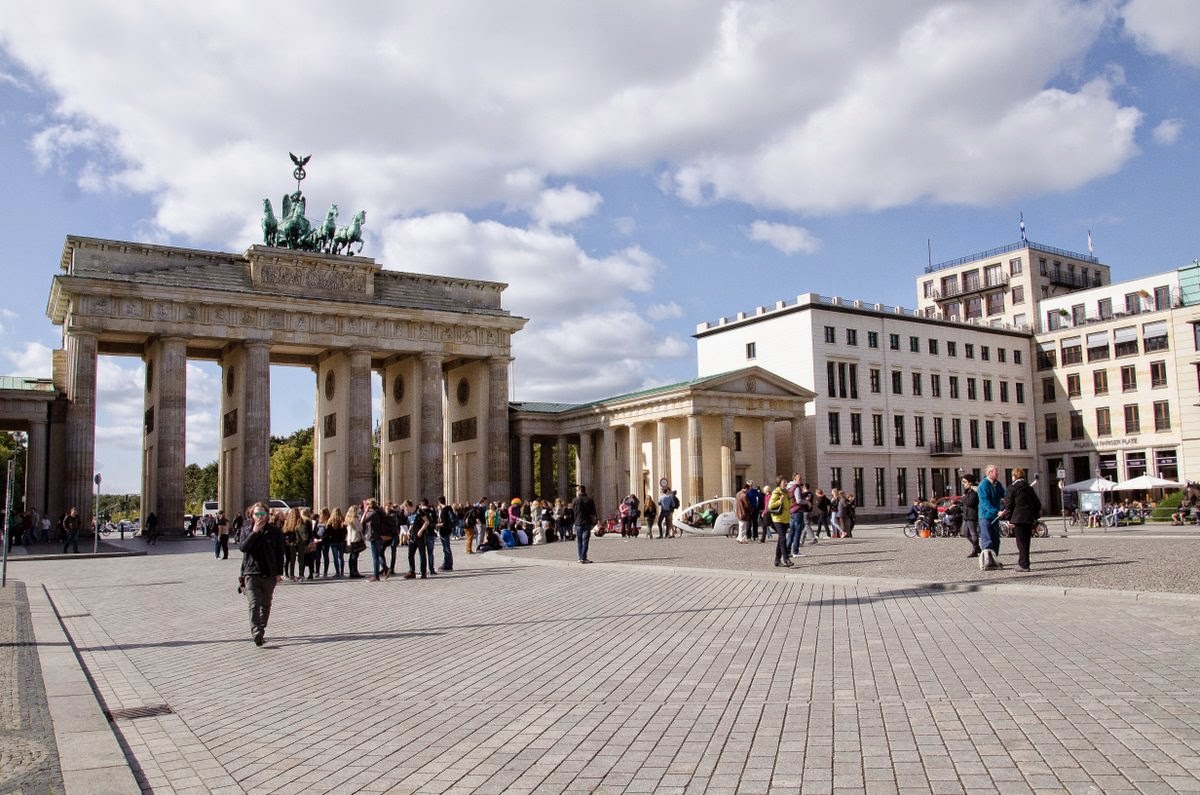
[1,0,1198,493]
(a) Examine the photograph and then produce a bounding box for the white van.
[202,500,219,518]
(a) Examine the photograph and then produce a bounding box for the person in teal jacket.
[976,464,1006,570]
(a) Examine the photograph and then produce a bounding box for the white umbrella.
[1062,476,1117,492]
[1109,475,1184,491]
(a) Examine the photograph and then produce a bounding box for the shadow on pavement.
[77,628,446,653]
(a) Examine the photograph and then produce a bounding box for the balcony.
[929,442,963,457]
[930,274,1008,303]
[1047,270,1102,290]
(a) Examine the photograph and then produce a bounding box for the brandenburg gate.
[46,235,526,534]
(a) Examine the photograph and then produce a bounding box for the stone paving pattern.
[5,526,1200,794]
[0,581,66,795]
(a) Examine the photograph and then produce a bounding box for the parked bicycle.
[903,515,960,538]
[998,518,1050,538]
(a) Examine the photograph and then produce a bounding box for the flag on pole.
[1019,212,1026,242]
[1088,229,1094,256]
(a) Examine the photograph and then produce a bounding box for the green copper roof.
[510,371,743,414]
[0,376,55,392]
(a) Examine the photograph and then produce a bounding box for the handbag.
[349,539,367,554]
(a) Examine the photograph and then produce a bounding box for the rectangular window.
[928,339,939,355]
[854,468,864,503]
[830,467,842,490]
[1017,422,1027,450]
[911,372,922,396]
[1125,292,1142,315]
[1086,331,1110,362]
[1094,369,1109,396]
[1098,297,1113,319]
[1014,349,1022,365]
[827,361,837,398]
[870,368,881,394]
[967,377,977,400]
[965,296,983,320]
[1121,365,1137,392]
[897,468,908,506]
[847,328,858,346]
[1010,257,1023,275]
[1042,378,1056,403]
[999,381,1009,403]
[1011,285,1025,306]
[1114,325,1139,357]
[1143,320,1169,352]
[1154,400,1171,431]
[872,414,884,446]
[745,342,756,359]
[981,346,990,362]
[1015,382,1025,404]
[889,333,900,350]
[930,374,941,398]
[1037,347,1057,370]
[922,280,934,298]
[1061,336,1083,365]
[1001,421,1011,450]
[963,269,980,291]
[985,420,995,449]
[848,364,859,399]
[947,341,957,357]
[1154,285,1171,311]
[850,413,863,445]
[894,414,905,446]
[1150,360,1167,388]
[874,467,886,507]
[933,417,944,446]
[1066,374,1081,398]
[1045,413,1059,442]
[892,370,903,395]
[828,412,841,445]
[998,348,1007,364]
[1069,411,1085,440]
[1072,303,1086,325]
[969,419,980,449]
[985,263,1002,286]
[868,331,879,349]
[838,362,848,398]
[909,335,920,353]
[1124,404,1140,434]
[914,416,925,447]
[949,376,960,399]
[965,343,975,359]
[1096,407,1111,437]
[987,292,1004,315]
[951,418,962,446]
[735,432,743,451]
[824,326,836,343]
[983,380,993,402]
[917,468,928,501]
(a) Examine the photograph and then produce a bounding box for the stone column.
[486,357,511,500]
[761,419,777,485]
[627,424,641,499]
[601,425,616,515]
[420,352,444,500]
[537,439,553,498]
[790,417,804,479]
[63,331,98,518]
[686,414,703,506]
[151,336,188,537]
[656,420,670,490]
[517,433,532,497]
[577,431,593,493]
[348,349,374,503]
[25,418,48,515]
[720,415,735,497]
[242,342,271,506]
[556,435,569,499]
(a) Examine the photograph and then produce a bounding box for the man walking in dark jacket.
[960,474,980,558]
[240,501,285,647]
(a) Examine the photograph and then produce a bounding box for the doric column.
[577,431,593,492]
[420,352,444,500]
[720,415,735,497]
[656,420,670,490]
[790,417,804,480]
[25,418,48,515]
[537,439,553,498]
[150,336,188,537]
[517,433,532,497]
[761,419,777,485]
[556,435,569,499]
[601,425,616,514]
[627,424,641,499]
[348,349,374,503]
[242,342,271,506]
[686,414,703,506]
[64,330,98,517]
[486,357,511,500]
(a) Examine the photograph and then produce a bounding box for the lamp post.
[93,473,102,554]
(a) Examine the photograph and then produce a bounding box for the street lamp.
[93,473,102,554]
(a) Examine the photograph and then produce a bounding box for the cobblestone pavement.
[0,582,66,795]
[8,532,1200,794]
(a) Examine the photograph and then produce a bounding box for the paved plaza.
[3,525,1200,794]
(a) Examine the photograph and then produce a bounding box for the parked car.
[935,496,962,514]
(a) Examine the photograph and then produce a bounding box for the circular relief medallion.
[456,377,470,406]
[225,367,235,397]
[325,371,336,401]
[393,374,405,403]
[145,360,154,393]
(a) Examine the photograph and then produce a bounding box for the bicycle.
[998,519,1050,538]
[903,517,931,538]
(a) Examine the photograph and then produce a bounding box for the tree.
[270,427,313,506]
[183,462,218,515]
[0,432,27,515]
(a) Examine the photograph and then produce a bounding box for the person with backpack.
[1000,467,1041,572]
[362,499,392,581]
[436,496,455,572]
[657,488,678,539]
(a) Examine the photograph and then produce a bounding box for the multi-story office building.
[915,241,1112,330]
[695,294,1038,517]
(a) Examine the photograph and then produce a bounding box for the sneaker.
[254,633,264,647]
[1018,565,1030,572]
[581,559,593,564]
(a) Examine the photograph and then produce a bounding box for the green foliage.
[184,462,218,514]
[270,426,313,506]
[0,432,27,515]
[97,493,140,522]
[1151,490,1183,522]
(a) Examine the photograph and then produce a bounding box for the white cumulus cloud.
[1152,118,1184,146]
[1123,0,1200,67]
[747,220,821,255]
[531,184,603,227]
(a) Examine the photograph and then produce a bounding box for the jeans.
[817,510,831,536]
[773,521,790,563]
[370,540,390,577]
[1013,523,1033,568]
[425,533,437,571]
[388,537,400,574]
[348,549,361,577]
[62,529,79,554]
[575,525,590,560]
[214,534,229,558]
[787,513,805,555]
[320,541,331,575]
[328,541,345,576]
[244,574,277,640]
[408,537,430,576]
[979,516,1000,555]
[656,512,672,538]
[962,519,980,554]
[748,511,760,540]
[439,533,453,570]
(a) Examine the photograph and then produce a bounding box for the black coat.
[1003,479,1042,525]
[240,524,284,577]
[962,489,979,522]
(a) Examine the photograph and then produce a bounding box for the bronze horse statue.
[332,210,366,256]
